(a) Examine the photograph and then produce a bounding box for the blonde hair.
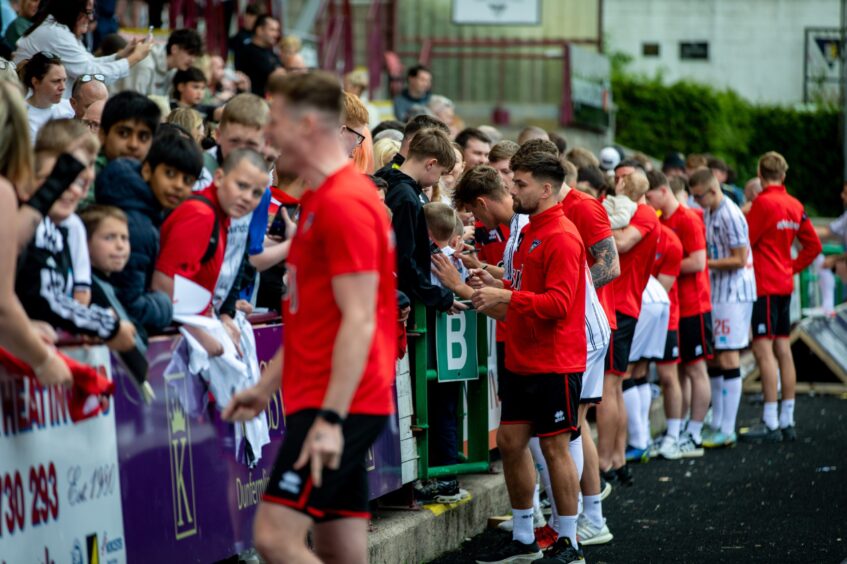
[565,147,599,169]
[220,93,270,129]
[167,107,204,141]
[758,151,788,183]
[0,81,34,193]
[423,202,458,242]
[35,119,100,158]
[373,137,400,170]
[620,169,649,202]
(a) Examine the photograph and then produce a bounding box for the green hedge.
[612,73,843,215]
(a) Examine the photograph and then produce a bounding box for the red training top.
[613,203,659,318]
[156,184,229,308]
[561,188,617,329]
[747,184,822,297]
[661,205,711,318]
[282,163,397,416]
[653,224,683,330]
[505,204,587,375]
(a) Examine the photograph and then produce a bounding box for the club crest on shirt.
[529,239,542,253]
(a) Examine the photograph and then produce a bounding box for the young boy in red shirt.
[152,148,269,353]
[742,152,821,442]
[472,151,586,564]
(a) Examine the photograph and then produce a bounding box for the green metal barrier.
[407,302,490,479]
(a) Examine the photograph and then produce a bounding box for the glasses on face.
[343,125,365,147]
[83,8,96,20]
[0,60,15,70]
[37,51,60,61]
[80,73,105,83]
[691,190,708,201]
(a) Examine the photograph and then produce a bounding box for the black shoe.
[781,425,797,442]
[615,464,634,487]
[475,539,543,563]
[532,537,584,563]
[739,422,782,443]
[600,468,618,487]
[414,478,468,504]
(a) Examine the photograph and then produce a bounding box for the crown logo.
[169,399,186,434]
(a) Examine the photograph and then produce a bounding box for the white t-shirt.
[61,213,91,292]
[27,99,74,145]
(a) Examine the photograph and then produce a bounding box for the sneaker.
[535,524,559,550]
[702,431,737,448]
[700,424,719,443]
[781,425,797,442]
[531,537,584,563]
[739,423,782,443]
[625,445,650,463]
[614,465,634,487]
[414,478,469,504]
[647,435,663,458]
[657,435,682,460]
[475,539,543,563]
[678,432,704,458]
[577,514,613,546]
[598,476,612,501]
[498,509,546,532]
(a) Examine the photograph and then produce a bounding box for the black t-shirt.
[235,42,282,97]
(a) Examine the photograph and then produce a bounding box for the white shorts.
[711,301,754,350]
[581,343,607,404]
[629,301,670,363]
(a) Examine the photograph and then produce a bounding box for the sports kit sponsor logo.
[279,471,302,495]
[554,410,565,423]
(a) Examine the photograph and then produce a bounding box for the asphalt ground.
[430,393,847,563]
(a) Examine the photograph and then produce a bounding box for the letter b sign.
[435,310,478,382]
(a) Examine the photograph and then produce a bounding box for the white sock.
[528,437,555,523]
[532,484,541,514]
[779,399,796,429]
[569,435,584,481]
[687,420,704,444]
[667,418,682,440]
[820,264,836,314]
[582,494,604,528]
[512,507,535,544]
[557,513,579,548]
[637,383,652,444]
[623,386,644,448]
[763,401,778,430]
[721,377,742,435]
[709,374,724,430]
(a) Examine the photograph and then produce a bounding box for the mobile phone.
[268,204,298,238]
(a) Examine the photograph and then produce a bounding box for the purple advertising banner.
[113,323,402,563]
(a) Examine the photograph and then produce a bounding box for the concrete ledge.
[368,462,509,564]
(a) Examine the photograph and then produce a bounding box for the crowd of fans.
[0,1,840,562]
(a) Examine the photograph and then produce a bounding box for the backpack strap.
[187,195,220,264]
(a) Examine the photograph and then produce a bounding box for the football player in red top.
[471,152,586,563]
[742,152,821,442]
[222,72,397,564]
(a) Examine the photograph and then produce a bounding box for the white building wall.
[603,0,840,105]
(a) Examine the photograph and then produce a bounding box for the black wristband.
[316,409,344,425]
[23,153,85,216]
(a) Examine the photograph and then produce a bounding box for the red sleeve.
[747,199,766,246]
[793,213,823,273]
[321,196,381,276]
[509,233,583,320]
[155,201,216,279]
[575,199,612,249]
[659,236,683,278]
[630,206,656,238]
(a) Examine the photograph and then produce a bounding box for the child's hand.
[431,253,462,291]
[458,243,482,269]
[107,320,137,352]
[467,267,497,289]
[220,314,243,356]
[195,329,224,357]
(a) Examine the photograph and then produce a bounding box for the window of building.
[642,43,660,57]
[680,42,709,60]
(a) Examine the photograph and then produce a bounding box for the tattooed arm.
[588,235,621,289]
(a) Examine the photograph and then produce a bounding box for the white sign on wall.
[452,0,541,25]
[0,346,125,564]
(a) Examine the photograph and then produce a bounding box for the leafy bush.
[612,72,843,215]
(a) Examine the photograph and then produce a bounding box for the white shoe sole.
[579,528,614,546]
[434,489,469,504]
[599,481,612,501]
[659,447,682,460]
[476,552,543,564]
[679,447,704,458]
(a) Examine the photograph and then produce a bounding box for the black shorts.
[752,294,791,339]
[499,369,581,437]
[679,312,714,363]
[656,329,680,365]
[263,410,387,521]
[605,312,637,375]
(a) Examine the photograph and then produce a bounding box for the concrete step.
[368,462,509,564]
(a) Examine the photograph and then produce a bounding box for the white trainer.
[577,515,614,546]
[658,435,682,460]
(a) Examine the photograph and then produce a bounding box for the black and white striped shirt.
[704,197,757,303]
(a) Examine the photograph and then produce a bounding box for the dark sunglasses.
[36,51,61,62]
